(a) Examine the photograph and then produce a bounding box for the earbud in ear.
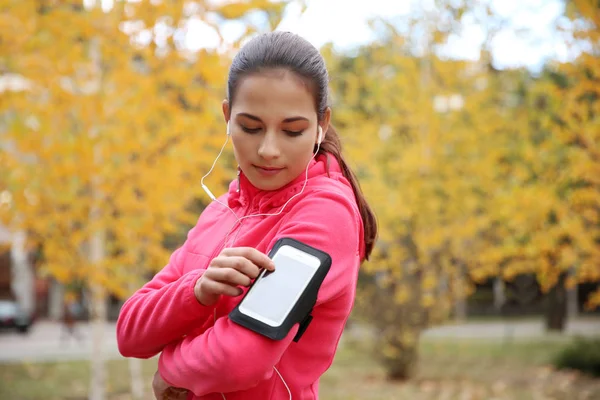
[226,121,231,136]
[317,126,323,145]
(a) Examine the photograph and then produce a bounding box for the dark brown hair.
[227,31,377,260]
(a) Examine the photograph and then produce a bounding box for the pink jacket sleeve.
[157,189,363,395]
[116,241,216,359]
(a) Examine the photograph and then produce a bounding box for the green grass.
[1,337,599,400]
[0,358,159,400]
[462,314,600,323]
[321,336,600,400]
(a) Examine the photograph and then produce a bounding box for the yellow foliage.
[420,293,435,309]
[587,289,600,310]
[334,0,599,376]
[394,285,411,305]
[0,0,288,297]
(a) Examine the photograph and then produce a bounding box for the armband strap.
[293,313,313,342]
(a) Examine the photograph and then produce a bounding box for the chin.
[247,174,288,192]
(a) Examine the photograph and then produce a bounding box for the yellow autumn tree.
[462,0,599,330]
[0,1,290,399]
[324,23,499,378]
[537,0,599,308]
[559,0,600,308]
[326,0,599,378]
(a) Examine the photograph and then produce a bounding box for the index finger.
[224,247,275,271]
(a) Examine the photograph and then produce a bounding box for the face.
[223,69,330,191]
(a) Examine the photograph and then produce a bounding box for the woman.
[116,31,377,400]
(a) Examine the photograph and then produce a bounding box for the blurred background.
[0,0,599,399]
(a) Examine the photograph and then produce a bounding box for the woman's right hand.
[194,247,275,306]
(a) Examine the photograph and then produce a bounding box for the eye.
[284,130,304,137]
[241,126,261,134]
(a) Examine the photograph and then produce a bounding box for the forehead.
[232,69,317,118]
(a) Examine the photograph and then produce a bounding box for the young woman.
[116,31,377,400]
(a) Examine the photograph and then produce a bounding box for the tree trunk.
[567,268,578,319]
[493,277,506,313]
[129,358,144,400]
[382,335,420,381]
[88,231,107,400]
[454,296,467,322]
[88,157,107,400]
[48,279,65,320]
[545,272,567,332]
[567,285,578,319]
[10,229,35,315]
[453,265,468,322]
[87,24,106,399]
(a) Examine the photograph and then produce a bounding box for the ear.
[222,99,230,123]
[222,100,232,136]
[317,107,332,144]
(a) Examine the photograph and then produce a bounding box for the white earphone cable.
[205,123,323,400]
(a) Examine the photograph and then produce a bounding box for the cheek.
[285,139,315,166]
[231,136,253,161]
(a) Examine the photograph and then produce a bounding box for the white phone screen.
[238,245,320,327]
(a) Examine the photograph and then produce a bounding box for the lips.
[254,165,285,176]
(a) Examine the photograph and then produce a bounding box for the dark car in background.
[0,299,34,333]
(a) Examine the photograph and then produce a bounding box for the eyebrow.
[236,113,309,123]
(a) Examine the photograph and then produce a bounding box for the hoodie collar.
[227,153,341,212]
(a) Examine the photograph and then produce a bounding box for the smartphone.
[237,244,321,327]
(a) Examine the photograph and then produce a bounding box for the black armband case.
[229,237,332,342]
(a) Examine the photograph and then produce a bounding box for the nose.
[257,131,281,161]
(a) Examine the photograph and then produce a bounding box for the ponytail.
[318,124,378,260]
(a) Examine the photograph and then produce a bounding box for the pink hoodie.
[116,153,365,399]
